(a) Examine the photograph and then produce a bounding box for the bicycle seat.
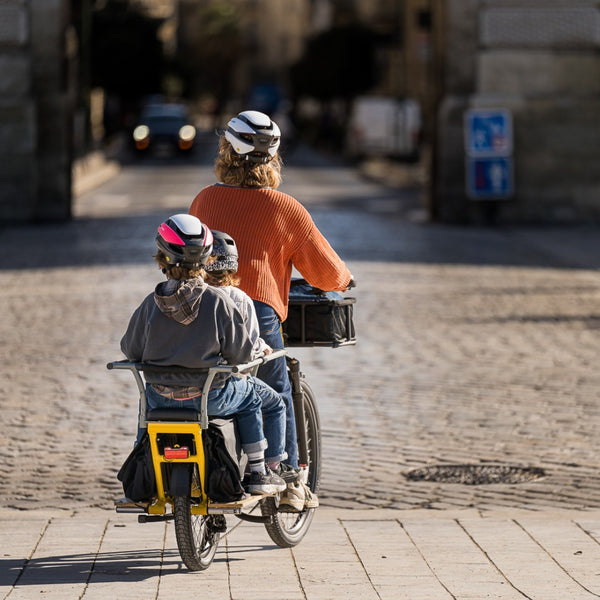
[146,408,200,422]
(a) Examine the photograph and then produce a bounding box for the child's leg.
[249,377,287,466]
[207,377,267,457]
[207,377,287,494]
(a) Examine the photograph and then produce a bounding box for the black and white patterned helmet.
[204,230,239,273]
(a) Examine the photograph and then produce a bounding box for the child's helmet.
[156,214,213,268]
[225,110,281,164]
[204,230,238,273]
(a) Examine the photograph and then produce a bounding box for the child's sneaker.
[245,468,287,495]
[274,463,300,483]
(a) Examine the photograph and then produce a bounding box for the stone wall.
[437,1,600,223]
[0,0,72,223]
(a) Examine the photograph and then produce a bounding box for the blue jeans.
[145,376,287,463]
[253,300,298,467]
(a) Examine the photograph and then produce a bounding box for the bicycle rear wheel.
[173,495,221,571]
[261,380,321,547]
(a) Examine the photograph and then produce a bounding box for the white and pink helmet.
[156,214,213,268]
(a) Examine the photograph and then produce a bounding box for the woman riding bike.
[189,110,353,485]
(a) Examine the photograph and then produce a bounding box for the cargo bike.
[109,279,355,571]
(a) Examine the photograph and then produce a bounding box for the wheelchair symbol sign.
[465,109,512,157]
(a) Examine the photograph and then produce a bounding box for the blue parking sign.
[467,157,513,199]
[465,109,512,157]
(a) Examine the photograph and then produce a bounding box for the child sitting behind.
[203,230,272,359]
[204,230,318,512]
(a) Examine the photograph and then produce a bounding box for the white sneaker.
[279,481,319,512]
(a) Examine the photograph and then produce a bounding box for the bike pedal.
[209,516,228,533]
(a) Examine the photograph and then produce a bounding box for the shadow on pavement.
[5,134,600,271]
[2,549,168,586]
[2,541,283,587]
[3,210,600,271]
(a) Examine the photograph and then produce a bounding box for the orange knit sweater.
[190,184,352,321]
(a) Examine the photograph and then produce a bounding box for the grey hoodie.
[120,277,255,389]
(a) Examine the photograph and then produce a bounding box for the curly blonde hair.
[203,270,241,287]
[214,137,282,189]
[154,251,205,280]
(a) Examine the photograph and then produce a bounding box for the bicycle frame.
[108,349,288,516]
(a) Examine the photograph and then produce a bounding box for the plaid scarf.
[153,278,204,325]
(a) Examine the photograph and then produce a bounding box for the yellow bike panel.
[146,422,208,515]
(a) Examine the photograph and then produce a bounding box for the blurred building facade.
[0,0,75,222]
[177,0,310,113]
[2,0,599,224]
[436,0,600,223]
[132,0,178,55]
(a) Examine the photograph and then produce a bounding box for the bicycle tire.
[173,495,220,571]
[261,380,321,547]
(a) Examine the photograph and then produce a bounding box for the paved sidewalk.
[2,507,600,599]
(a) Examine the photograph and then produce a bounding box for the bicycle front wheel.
[261,380,321,547]
[173,496,220,571]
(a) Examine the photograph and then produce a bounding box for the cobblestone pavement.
[2,139,600,514]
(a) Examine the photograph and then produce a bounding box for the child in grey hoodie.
[120,214,286,495]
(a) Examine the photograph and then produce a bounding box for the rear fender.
[167,463,192,497]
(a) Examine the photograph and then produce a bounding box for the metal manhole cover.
[405,464,546,485]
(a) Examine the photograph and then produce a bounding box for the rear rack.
[107,349,287,429]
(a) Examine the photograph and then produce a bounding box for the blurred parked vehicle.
[132,103,197,155]
[346,96,422,161]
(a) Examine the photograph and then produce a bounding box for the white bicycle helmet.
[156,214,213,268]
[204,230,238,273]
[225,110,281,164]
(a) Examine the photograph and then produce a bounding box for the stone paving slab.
[2,508,600,600]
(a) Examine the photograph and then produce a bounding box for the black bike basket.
[282,278,356,347]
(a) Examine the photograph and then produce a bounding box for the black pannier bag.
[283,278,356,347]
[202,417,247,503]
[117,431,156,502]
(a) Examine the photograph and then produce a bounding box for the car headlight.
[133,125,150,142]
[179,125,196,142]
